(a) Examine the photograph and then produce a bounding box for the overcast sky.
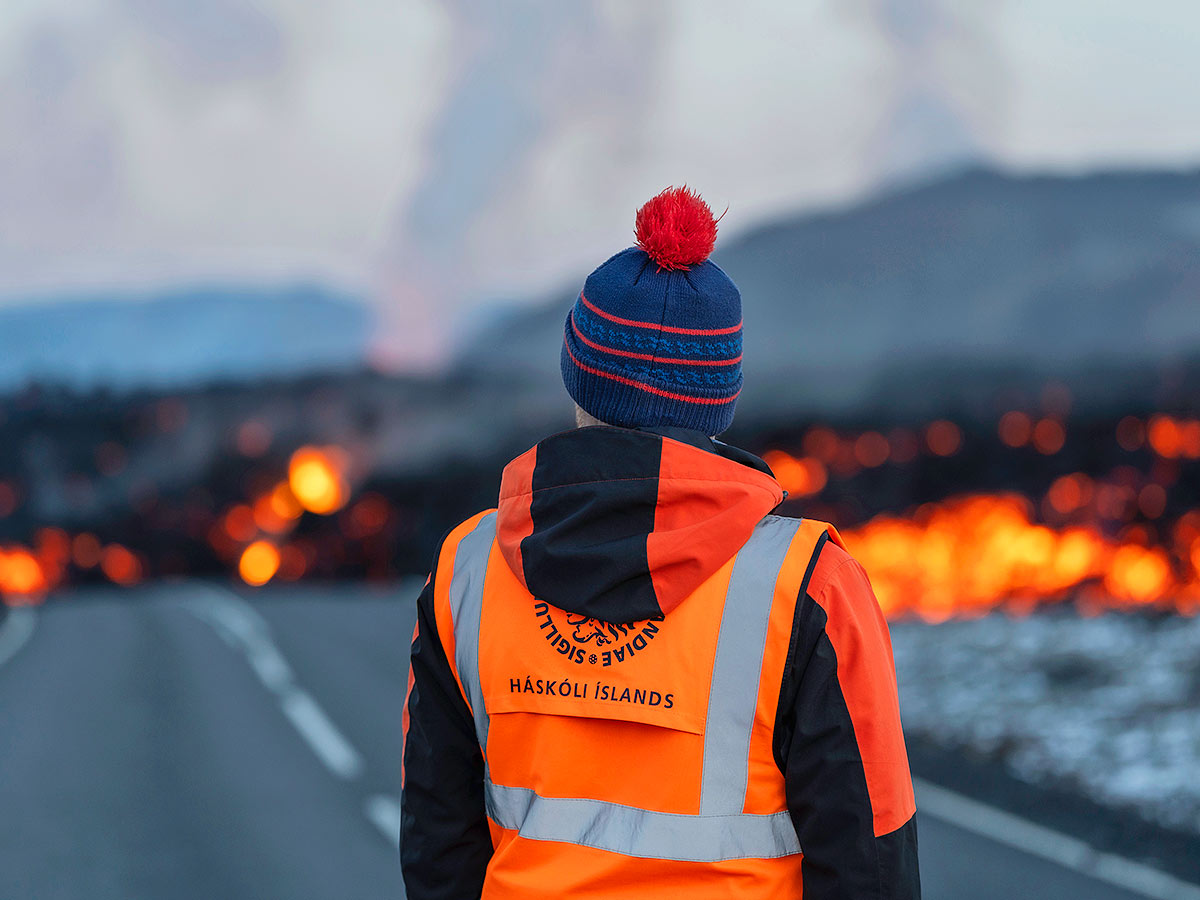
[1,0,1198,365]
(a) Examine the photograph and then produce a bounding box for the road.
[0,582,1195,900]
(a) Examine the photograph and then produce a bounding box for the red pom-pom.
[635,186,718,271]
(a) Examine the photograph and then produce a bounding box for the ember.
[0,548,48,602]
[239,540,282,586]
[288,447,350,515]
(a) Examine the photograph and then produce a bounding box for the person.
[401,187,920,899]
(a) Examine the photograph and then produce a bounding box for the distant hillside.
[5,168,1197,421]
[459,168,1200,420]
[0,284,371,391]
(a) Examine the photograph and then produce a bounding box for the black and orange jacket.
[401,425,920,899]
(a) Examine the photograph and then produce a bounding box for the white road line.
[280,688,364,780]
[181,586,363,781]
[365,794,401,845]
[245,640,294,693]
[915,778,1200,900]
[0,606,37,668]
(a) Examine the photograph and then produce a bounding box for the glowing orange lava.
[101,545,143,587]
[288,447,350,515]
[762,451,827,498]
[843,493,1200,620]
[0,547,48,603]
[239,541,282,586]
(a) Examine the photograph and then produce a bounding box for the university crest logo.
[565,614,635,647]
[532,601,662,667]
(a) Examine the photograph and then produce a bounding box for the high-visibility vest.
[432,508,843,898]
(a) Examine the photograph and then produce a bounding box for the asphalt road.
[0,582,1192,900]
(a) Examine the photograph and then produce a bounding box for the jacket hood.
[496,425,784,624]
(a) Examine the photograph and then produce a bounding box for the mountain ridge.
[0,283,371,391]
[457,166,1200,418]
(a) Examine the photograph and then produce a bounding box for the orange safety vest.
[432,508,845,898]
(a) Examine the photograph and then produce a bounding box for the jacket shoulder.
[428,509,498,620]
[435,509,498,563]
[802,532,892,654]
[758,514,853,593]
[806,539,856,602]
[756,515,886,630]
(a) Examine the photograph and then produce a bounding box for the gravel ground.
[891,610,1200,835]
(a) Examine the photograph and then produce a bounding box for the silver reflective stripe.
[448,512,496,750]
[700,515,802,815]
[486,779,800,862]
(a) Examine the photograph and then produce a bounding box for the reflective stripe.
[700,515,802,815]
[448,512,496,750]
[485,779,800,862]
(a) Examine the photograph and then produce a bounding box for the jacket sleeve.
[774,543,921,900]
[400,555,493,899]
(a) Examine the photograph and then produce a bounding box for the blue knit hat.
[561,187,743,435]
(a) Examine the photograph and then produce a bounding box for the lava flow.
[842,494,1197,621]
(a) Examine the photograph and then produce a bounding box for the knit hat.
[561,187,743,435]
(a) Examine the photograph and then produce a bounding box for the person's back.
[402,188,921,899]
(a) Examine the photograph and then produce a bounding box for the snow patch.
[892,610,1200,834]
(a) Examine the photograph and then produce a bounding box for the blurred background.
[1,2,1199,898]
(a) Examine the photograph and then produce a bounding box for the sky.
[1,0,1198,367]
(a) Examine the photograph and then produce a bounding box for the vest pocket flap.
[486,677,705,735]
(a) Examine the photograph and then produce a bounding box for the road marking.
[0,606,37,668]
[182,587,363,780]
[915,778,1200,900]
[365,794,401,844]
[280,688,363,780]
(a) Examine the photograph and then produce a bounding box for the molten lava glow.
[843,494,1199,621]
[854,432,890,468]
[253,489,296,535]
[1104,545,1172,605]
[1047,474,1092,514]
[998,411,1033,448]
[223,505,257,543]
[236,420,273,457]
[345,494,391,538]
[1115,416,1145,451]
[1145,415,1200,459]
[1032,418,1066,454]
[268,483,303,520]
[277,544,308,581]
[71,533,103,569]
[35,528,71,576]
[4,413,1197,619]
[924,421,962,457]
[288,447,350,515]
[239,541,281,586]
[0,548,48,603]
[101,545,143,586]
[0,482,17,518]
[762,451,827,497]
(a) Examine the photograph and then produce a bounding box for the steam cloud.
[852,0,1007,184]
[373,1,661,370]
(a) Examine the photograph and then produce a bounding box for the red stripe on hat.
[564,340,740,405]
[570,310,742,366]
[579,292,742,336]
